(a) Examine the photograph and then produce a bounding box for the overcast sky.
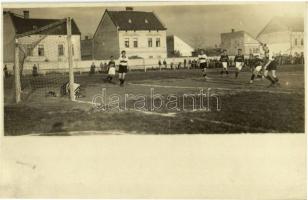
[4,2,305,48]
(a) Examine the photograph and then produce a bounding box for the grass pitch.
[4,64,304,135]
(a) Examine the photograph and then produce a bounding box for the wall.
[172,35,194,57]
[3,56,206,75]
[118,30,167,59]
[243,33,261,55]
[221,32,245,55]
[18,35,81,62]
[93,13,120,60]
[3,13,16,63]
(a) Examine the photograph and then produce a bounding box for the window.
[301,38,304,46]
[133,38,138,48]
[124,38,129,48]
[26,44,33,56]
[145,19,148,23]
[58,44,64,56]
[38,45,44,56]
[156,38,160,47]
[294,38,298,46]
[148,38,152,47]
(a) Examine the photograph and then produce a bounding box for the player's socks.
[226,71,229,75]
[274,77,279,82]
[235,71,239,78]
[250,74,255,81]
[220,71,223,75]
[265,76,275,84]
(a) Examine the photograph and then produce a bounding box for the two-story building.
[257,16,304,56]
[220,29,261,56]
[92,7,167,59]
[3,10,81,63]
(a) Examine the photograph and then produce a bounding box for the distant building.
[220,29,261,56]
[81,36,93,60]
[92,7,167,60]
[3,11,81,63]
[257,16,304,55]
[167,35,194,57]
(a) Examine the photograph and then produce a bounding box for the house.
[220,29,261,56]
[167,35,194,57]
[3,10,81,63]
[92,7,167,60]
[257,16,304,55]
[81,36,93,60]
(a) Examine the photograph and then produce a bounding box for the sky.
[4,2,306,48]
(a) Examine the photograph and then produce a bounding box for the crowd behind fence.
[3,54,305,77]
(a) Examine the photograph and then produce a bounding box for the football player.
[219,49,229,76]
[234,49,245,78]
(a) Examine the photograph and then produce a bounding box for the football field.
[4,64,305,135]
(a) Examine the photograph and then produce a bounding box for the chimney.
[231,28,235,33]
[85,36,89,40]
[125,7,133,11]
[23,10,29,19]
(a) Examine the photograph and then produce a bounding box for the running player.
[234,49,245,78]
[219,49,229,76]
[249,54,263,84]
[261,44,279,87]
[118,50,129,86]
[198,50,208,79]
[105,56,116,83]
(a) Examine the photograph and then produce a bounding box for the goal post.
[11,18,76,103]
[14,38,21,103]
[66,17,75,101]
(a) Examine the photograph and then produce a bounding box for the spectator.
[90,62,96,75]
[158,60,162,70]
[32,64,38,77]
[188,59,192,69]
[184,59,187,68]
[99,62,104,73]
[163,59,167,69]
[177,62,182,69]
[170,62,174,70]
[4,64,9,78]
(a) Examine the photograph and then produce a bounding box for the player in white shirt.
[118,50,129,86]
[198,50,208,79]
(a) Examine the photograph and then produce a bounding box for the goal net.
[5,18,77,104]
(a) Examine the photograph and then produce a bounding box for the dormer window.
[145,19,148,23]
[128,19,132,23]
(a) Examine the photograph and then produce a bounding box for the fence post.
[143,58,146,72]
[14,38,21,103]
[67,17,75,101]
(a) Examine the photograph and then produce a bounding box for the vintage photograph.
[2,3,305,135]
[0,2,306,199]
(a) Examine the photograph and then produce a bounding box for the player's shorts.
[108,67,116,75]
[222,62,228,69]
[254,65,262,72]
[118,65,128,73]
[265,61,277,71]
[235,62,244,70]
[200,62,207,69]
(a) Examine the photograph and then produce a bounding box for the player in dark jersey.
[264,55,279,87]
[219,49,229,76]
[118,50,129,86]
[249,54,263,84]
[261,44,279,87]
[234,49,245,78]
